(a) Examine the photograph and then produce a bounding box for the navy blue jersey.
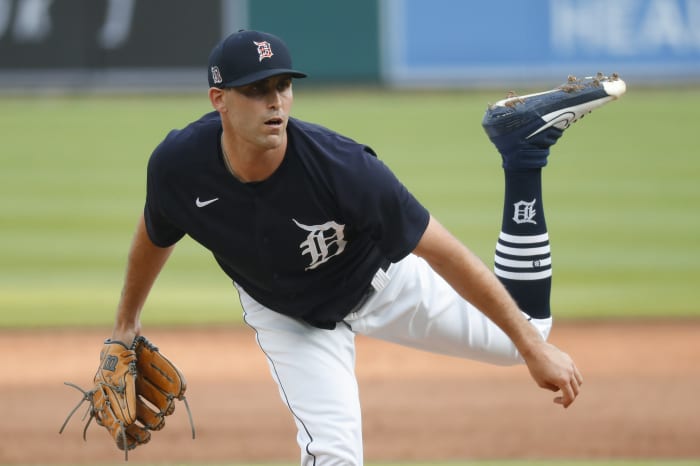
[144,112,430,327]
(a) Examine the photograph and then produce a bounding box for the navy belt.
[378,257,392,273]
[304,258,392,330]
[348,258,392,314]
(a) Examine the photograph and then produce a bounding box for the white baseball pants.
[237,253,551,466]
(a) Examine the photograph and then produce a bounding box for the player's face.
[223,75,294,151]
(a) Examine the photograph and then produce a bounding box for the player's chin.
[256,132,286,150]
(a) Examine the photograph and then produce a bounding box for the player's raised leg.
[482,73,626,336]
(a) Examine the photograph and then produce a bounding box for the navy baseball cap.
[207,30,307,88]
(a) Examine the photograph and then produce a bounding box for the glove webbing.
[59,382,134,459]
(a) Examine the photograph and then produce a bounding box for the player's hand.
[523,341,583,408]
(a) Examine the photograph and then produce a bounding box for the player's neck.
[221,132,287,183]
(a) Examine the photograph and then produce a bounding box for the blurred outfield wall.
[0,0,698,92]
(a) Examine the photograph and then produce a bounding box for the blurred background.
[1,0,699,92]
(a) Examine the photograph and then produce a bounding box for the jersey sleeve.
[143,145,186,248]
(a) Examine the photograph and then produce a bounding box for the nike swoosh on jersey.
[195,197,219,208]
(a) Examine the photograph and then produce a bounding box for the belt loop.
[371,260,391,292]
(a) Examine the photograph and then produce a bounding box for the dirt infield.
[1,320,699,464]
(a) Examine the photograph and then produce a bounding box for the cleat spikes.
[482,73,626,170]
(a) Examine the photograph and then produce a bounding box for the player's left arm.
[413,215,583,408]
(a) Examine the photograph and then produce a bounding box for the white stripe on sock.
[495,267,552,280]
[496,243,550,256]
[495,256,552,268]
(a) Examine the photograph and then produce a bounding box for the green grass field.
[1,86,698,328]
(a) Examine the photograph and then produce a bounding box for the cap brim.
[221,69,307,88]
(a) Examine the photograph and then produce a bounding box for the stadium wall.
[0,0,698,92]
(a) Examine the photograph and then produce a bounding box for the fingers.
[525,342,584,408]
[553,363,584,408]
[574,364,584,386]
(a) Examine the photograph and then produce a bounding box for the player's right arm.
[413,215,582,407]
[111,213,175,346]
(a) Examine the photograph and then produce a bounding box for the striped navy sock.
[495,169,551,319]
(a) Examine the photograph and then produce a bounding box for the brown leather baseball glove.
[60,336,195,459]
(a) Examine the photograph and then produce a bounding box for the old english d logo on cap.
[253,40,274,62]
[210,66,223,84]
[207,30,307,88]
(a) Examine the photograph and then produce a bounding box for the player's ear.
[209,87,227,113]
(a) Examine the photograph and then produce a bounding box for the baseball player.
[110,30,624,464]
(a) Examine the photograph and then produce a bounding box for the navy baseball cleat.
[482,73,627,169]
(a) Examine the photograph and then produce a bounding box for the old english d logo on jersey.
[293,219,347,270]
[253,40,274,62]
